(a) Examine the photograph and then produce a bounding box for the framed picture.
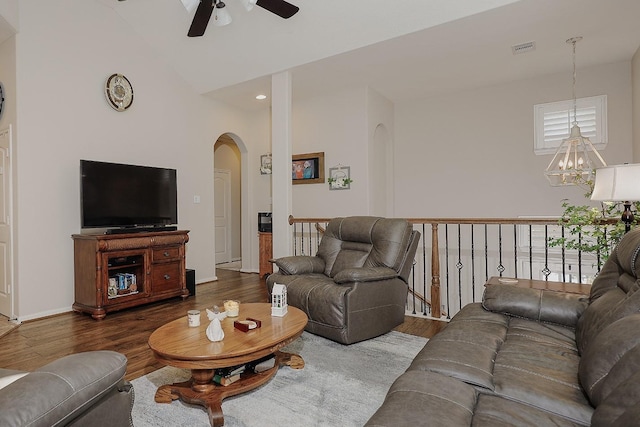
[328,166,352,190]
[292,152,324,184]
[260,154,272,175]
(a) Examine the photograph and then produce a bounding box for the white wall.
[11,0,258,320]
[291,86,369,217]
[394,61,633,218]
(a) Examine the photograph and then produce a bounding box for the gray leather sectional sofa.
[366,228,640,426]
[0,350,133,426]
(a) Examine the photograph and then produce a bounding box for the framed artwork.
[292,152,324,184]
[328,166,352,190]
[260,154,272,175]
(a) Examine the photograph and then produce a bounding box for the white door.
[0,126,13,318]
[214,169,232,264]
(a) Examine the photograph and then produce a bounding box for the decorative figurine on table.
[271,283,288,317]
[205,306,225,342]
[206,318,224,342]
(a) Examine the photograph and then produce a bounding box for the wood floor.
[0,269,446,381]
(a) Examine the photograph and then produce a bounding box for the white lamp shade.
[591,164,640,201]
[213,2,232,26]
[180,0,200,13]
[242,0,258,11]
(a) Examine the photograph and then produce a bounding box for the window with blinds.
[533,95,607,155]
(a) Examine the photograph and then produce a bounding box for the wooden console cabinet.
[72,230,190,320]
[259,232,273,278]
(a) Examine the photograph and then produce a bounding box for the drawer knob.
[164,274,171,280]
[163,251,170,257]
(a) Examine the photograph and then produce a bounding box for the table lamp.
[591,164,640,233]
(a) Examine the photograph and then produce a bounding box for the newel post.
[431,223,441,318]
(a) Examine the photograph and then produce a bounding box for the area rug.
[131,331,428,427]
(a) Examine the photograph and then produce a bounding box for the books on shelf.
[247,355,276,373]
[213,364,246,386]
[212,355,278,386]
[213,373,241,386]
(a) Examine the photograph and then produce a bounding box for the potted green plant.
[549,184,638,264]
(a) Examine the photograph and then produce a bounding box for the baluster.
[484,224,489,284]
[444,225,450,319]
[431,223,441,319]
[497,224,504,277]
[578,231,583,283]
[456,224,462,312]
[528,225,533,280]
[471,224,476,302]
[513,224,518,279]
[561,225,566,282]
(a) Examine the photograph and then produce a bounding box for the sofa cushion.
[579,314,640,406]
[473,394,584,426]
[0,370,28,390]
[0,351,128,427]
[333,266,397,284]
[492,318,592,425]
[590,368,640,427]
[482,284,587,327]
[365,371,477,427]
[316,217,412,277]
[408,303,507,390]
[275,255,325,275]
[575,279,640,354]
[270,273,349,328]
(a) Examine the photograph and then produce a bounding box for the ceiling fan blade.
[256,0,299,19]
[188,0,215,37]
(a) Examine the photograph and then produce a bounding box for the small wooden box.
[233,318,262,332]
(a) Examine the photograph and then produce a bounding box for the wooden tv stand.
[72,230,190,320]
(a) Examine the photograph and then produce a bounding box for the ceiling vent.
[512,41,536,55]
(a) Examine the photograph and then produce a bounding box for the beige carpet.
[0,315,19,339]
[131,331,428,426]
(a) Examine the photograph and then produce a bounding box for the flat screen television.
[80,160,178,231]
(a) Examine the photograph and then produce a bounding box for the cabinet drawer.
[152,262,182,293]
[152,246,181,263]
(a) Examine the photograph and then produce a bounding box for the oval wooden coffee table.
[148,303,308,427]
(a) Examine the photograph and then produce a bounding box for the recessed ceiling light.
[256,94,267,100]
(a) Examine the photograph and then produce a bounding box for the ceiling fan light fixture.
[180,0,200,13]
[242,0,258,11]
[213,1,232,26]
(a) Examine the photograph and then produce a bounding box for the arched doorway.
[213,133,246,271]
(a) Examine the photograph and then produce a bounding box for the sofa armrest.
[275,256,325,275]
[482,284,588,327]
[333,266,398,284]
[0,351,130,427]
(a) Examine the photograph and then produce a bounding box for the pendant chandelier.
[544,37,606,187]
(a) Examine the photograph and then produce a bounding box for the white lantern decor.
[271,283,288,317]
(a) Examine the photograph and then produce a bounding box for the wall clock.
[0,82,5,120]
[104,73,133,111]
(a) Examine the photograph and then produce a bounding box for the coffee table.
[148,303,308,426]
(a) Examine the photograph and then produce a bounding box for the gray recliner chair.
[267,216,420,345]
[0,350,133,426]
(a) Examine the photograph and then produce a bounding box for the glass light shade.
[213,2,232,26]
[180,0,200,13]
[591,164,640,202]
[242,0,258,11]
[544,123,607,187]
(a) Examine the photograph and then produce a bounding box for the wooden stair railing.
[287,215,616,320]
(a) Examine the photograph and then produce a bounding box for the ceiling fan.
[182,0,299,37]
